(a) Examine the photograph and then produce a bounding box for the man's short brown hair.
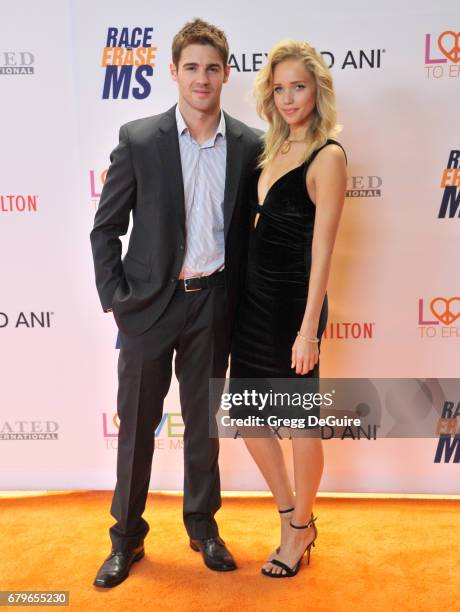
[172,18,229,67]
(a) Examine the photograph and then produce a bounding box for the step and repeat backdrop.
[1,0,459,493]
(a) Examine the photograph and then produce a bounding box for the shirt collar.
[175,104,226,143]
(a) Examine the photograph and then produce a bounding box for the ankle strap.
[278,507,294,514]
[290,514,317,529]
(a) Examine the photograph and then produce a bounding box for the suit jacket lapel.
[157,105,186,237]
[223,112,244,241]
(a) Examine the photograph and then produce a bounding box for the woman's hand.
[291,335,319,375]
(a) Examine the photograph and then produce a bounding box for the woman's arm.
[292,144,347,374]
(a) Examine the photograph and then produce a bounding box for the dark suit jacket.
[90,104,262,336]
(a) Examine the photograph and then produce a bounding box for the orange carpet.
[0,492,458,611]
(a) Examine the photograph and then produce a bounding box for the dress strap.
[307,139,347,167]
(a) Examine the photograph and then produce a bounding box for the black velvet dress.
[230,140,346,386]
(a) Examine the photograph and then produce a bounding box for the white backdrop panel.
[0,0,459,493]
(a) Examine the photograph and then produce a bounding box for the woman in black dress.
[230,40,347,577]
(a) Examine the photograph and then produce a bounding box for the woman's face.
[272,58,317,128]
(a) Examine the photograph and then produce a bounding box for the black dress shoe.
[189,536,237,571]
[93,544,145,588]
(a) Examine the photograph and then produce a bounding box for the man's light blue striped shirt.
[176,105,227,279]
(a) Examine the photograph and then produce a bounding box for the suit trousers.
[109,283,230,551]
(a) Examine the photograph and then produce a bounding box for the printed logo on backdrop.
[438,150,460,218]
[346,175,382,198]
[102,412,184,450]
[0,51,34,75]
[322,322,375,340]
[0,311,54,329]
[425,31,460,80]
[418,297,460,339]
[0,421,58,440]
[89,169,107,208]
[435,401,460,463]
[229,48,385,72]
[0,194,38,213]
[101,27,157,99]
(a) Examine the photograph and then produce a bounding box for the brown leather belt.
[177,270,225,292]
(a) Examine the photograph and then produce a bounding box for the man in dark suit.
[90,19,261,587]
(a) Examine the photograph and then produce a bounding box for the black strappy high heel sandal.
[271,509,315,556]
[262,515,318,578]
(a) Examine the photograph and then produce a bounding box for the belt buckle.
[184,278,201,292]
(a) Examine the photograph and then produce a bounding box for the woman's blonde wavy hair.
[254,40,342,168]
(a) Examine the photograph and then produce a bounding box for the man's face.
[170,44,230,113]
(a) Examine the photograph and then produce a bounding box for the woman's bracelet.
[297,331,319,343]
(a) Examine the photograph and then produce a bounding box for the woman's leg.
[243,435,294,509]
[264,436,324,575]
[241,433,295,562]
[291,436,324,524]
